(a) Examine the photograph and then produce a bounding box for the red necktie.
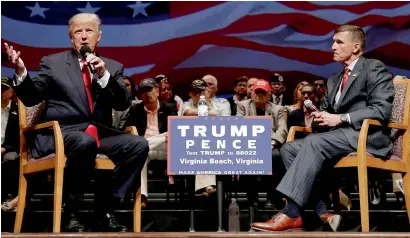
[341,67,350,92]
[81,61,100,147]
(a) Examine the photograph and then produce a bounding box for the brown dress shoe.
[320,212,341,232]
[252,213,303,232]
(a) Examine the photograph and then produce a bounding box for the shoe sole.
[252,227,303,232]
[328,215,342,232]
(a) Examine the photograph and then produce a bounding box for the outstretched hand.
[4,43,25,76]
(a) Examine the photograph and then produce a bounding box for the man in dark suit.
[270,73,292,106]
[252,25,395,232]
[1,76,20,204]
[121,78,177,208]
[4,13,149,232]
[227,76,248,116]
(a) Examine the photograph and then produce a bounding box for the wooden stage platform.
[2,233,410,238]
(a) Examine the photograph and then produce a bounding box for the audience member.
[180,79,225,196]
[313,78,327,108]
[1,76,20,212]
[202,75,231,116]
[227,76,248,116]
[252,24,394,232]
[121,78,177,208]
[246,77,258,98]
[155,74,183,111]
[112,75,139,129]
[285,81,309,112]
[237,79,288,209]
[270,74,291,106]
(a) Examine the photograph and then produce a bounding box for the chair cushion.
[346,151,402,161]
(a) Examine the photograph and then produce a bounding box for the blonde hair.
[68,13,101,36]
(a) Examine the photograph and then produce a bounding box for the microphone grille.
[79,45,91,58]
[304,99,313,108]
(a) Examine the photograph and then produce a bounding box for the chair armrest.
[286,126,312,142]
[356,119,384,165]
[125,126,139,136]
[22,121,60,133]
[20,120,64,165]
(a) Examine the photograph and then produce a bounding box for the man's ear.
[352,42,361,54]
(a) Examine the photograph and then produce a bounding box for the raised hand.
[4,43,25,76]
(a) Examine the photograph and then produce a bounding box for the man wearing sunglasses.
[313,78,327,108]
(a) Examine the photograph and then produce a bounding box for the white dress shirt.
[334,57,359,124]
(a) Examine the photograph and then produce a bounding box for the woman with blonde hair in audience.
[285,81,309,112]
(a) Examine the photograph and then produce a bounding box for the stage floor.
[3,232,410,238]
[2,232,410,238]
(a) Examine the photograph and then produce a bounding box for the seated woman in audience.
[155,74,183,110]
[285,81,309,112]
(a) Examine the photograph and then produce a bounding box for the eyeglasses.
[314,83,324,88]
[301,91,314,96]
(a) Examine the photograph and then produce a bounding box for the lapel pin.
[352,74,357,77]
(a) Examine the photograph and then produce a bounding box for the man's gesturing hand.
[4,43,25,77]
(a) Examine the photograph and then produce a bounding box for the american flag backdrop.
[1,1,410,97]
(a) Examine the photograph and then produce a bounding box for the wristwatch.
[340,114,349,125]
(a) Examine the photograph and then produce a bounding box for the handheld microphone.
[304,99,318,112]
[79,45,96,74]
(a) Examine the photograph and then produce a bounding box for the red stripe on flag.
[280,1,410,14]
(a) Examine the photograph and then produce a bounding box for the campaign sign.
[167,116,272,175]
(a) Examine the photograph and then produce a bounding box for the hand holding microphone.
[80,45,106,78]
[304,99,343,127]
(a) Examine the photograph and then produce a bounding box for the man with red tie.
[252,25,395,232]
[4,13,149,232]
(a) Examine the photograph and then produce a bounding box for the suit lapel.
[65,50,91,114]
[335,56,365,108]
[328,72,343,108]
[265,103,272,116]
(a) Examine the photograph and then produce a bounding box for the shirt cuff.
[14,68,27,86]
[346,113,351,124]
[97,70,110,88]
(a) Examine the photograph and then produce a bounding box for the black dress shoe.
[100,213,128,232]
[64,213,85,232]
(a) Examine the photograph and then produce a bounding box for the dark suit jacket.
[321,56,394,157]
[270,94,292,106]
[287,108,305,129]
[227,96,237,116]
[2,101,20,153]
[122,101,177,137]
[14,50,131,157]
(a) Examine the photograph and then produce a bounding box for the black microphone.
[79,45,96,74]
[304,99,318,112]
